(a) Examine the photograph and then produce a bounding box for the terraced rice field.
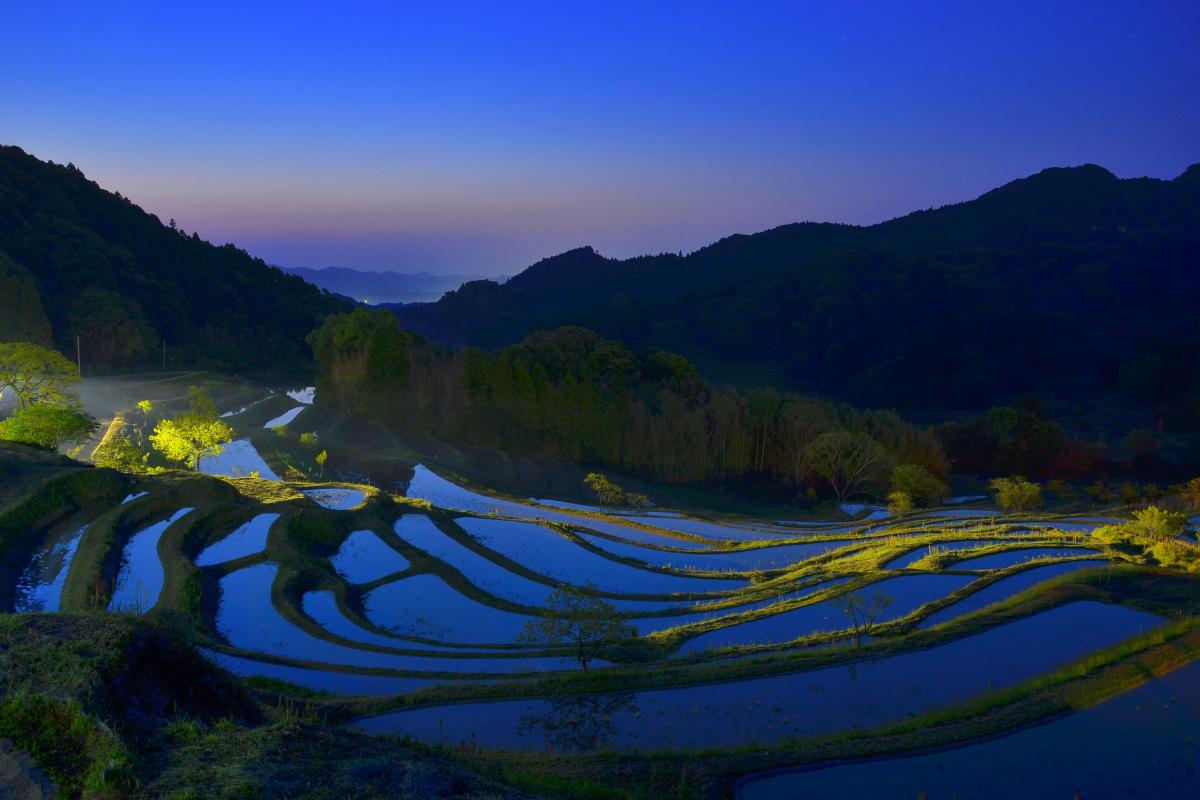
[4,457,1184,769]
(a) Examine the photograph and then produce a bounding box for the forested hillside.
[394,164,1200,411]
[311,309,955,499]
[0,146,351,375]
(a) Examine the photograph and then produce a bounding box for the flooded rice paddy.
[354,601,1160,750]
[9,458,1175,772]
[12,523,88,612]
[738,657,1200,799]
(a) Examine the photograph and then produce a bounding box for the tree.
[519,584,635,672]
[0,255,53,346]
[187,386,218,419]
[989,476,1043,512]
[314,448,328,476]
[1121,428,1160,460]
[0,403,97,450]
[0,342,79,409]
[307,308,411,418]
[890,464,949,507]
[583,472,649,507]
[806,430,891,499]
[839,588,893,645]
[149,415,234,469]
[66,289,158,372]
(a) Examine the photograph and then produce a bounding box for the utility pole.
[75,336,82,377]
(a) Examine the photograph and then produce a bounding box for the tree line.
[310,310,947,501]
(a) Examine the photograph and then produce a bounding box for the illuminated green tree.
[989,476,1043,512]
[0,403,97,451]
[149,415,234,469]
[0,342,79,409]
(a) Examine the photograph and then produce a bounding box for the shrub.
[0,403,98,450]
[583,473,650,507]
[989,476,1043,512]
[890,464,949,507]
[887,490,914,514]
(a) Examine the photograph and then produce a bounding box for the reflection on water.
[109,508,194,614]
[517,692,639,752]
[13,524,88,612]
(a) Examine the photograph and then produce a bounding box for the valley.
[2,372,1198,798]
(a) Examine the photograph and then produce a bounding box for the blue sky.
[3,1,1198,274]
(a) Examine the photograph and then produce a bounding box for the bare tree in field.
[839,588,894,645]
[520,583,635,672]
[806,430,891,499]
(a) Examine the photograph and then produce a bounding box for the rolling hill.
[0,146,351,376]
[393,163,1200,410]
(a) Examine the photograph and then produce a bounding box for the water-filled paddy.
[109,508,194,613]
[950,547,1100,570]
[738,657,1200,800]
[628,578,851,636]
[217,563,585,673]
[456,517,748,594]
[301,591,510,652]
[363,572,544,645]
[884,539,1005,570]
[199,439,280,481]
[195,513,280,566]
[621,515,789,542]
[919,560,1109,628]
[12,523,88,612]
[392,515,557,607]
[330,530,410,583]
[262,406,305,428]
[674,573,975,655]
[354,601,1161,750]
[303,487,366,510]
[285,386,315,404]
[405,466,714,549]
[580,531,862,572]
[201,648,438,696]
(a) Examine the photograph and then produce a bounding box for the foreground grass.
[0,613,535,799]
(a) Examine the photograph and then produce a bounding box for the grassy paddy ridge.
[2,373,1199,798]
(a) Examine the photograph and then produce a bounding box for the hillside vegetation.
[0,146,350,376]
[393,164,1200,412]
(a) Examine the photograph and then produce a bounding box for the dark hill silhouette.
[393,163,1200,409]
[0,146,350,375]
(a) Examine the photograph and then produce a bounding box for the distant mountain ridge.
[281,265,504,305]
[392,162,1200,409]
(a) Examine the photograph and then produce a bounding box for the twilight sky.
[3,1,1198,275]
